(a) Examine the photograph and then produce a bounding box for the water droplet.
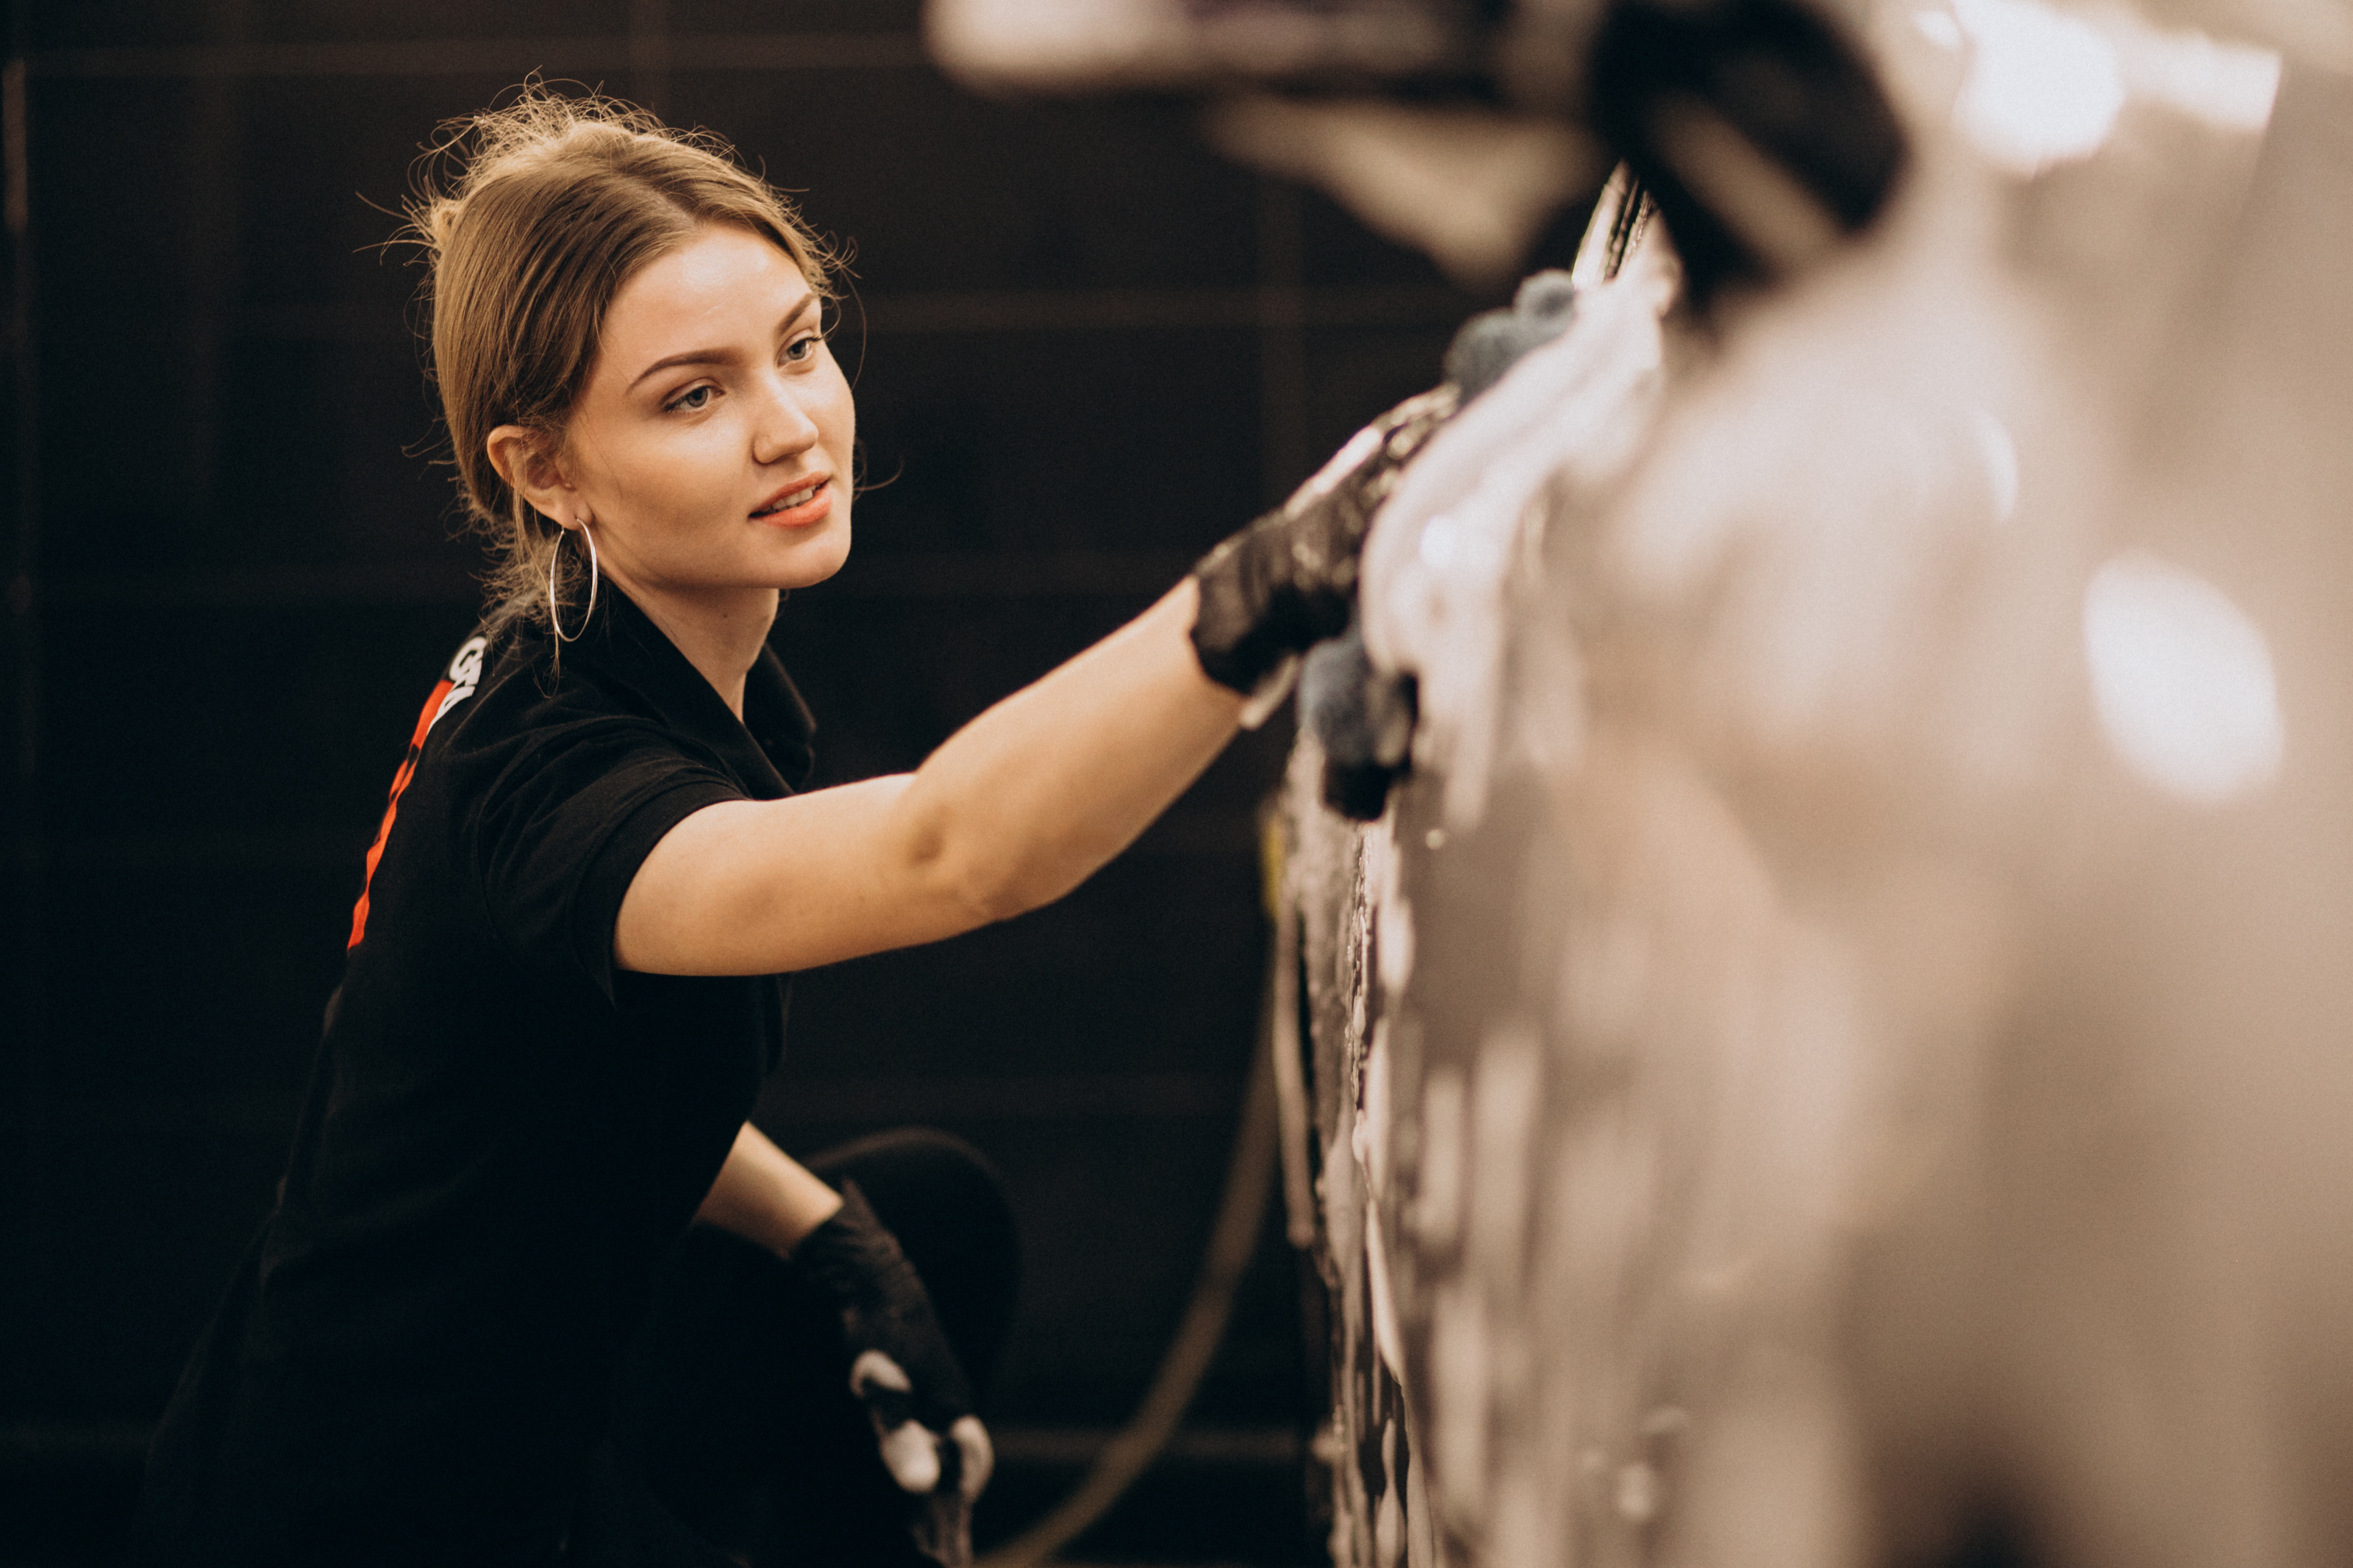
[1419,514,1459,572]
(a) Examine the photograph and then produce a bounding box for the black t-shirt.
[133,588,817,1566]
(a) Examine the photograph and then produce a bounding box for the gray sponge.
[1442,269,1579,404]
[1302,621,1418,821]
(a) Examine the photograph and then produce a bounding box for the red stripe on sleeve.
[346,679,454,951]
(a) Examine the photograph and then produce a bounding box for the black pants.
[566,1128,1021,1567]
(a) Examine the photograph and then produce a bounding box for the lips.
[752,474,832,529]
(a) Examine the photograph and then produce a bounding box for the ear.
[486,425,582,526]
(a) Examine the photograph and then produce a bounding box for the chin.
[781,521,852,590]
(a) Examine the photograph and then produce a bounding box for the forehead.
[601,223,812,366]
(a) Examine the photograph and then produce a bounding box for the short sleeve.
[461,715,745,1000]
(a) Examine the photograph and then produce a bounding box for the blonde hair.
[405,85,839,638]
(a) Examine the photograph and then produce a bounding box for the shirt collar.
[513,586,818,796]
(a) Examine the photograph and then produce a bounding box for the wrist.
[696,1123,844,1261]
[1189,523,1314,695]
[790,1181,907,1301]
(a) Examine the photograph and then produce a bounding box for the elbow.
[901,804,1048,934]
[896,773,1110,934]
[964,851,1096,928]
[930,854,1046,933]
[965,873,1040,928]
[952,845,1071,928]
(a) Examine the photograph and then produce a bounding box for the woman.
[130,90,1443,1567]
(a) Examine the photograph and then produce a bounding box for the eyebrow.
[627,295,822,392]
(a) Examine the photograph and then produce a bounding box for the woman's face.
[551,221,856,611]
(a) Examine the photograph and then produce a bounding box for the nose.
[749,368,823,468]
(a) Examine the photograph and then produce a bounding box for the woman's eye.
[668,384,714,412]
[782,334,823,364]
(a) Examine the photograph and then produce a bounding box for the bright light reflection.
[2118,21,2280,132]
[2082,550,2282,804]
[1952,0,2126,176]
[1915,7,1964,49]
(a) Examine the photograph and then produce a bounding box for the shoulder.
[442,629,660,754]
[432,629,743,820]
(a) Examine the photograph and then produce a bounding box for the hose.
[976,822,1290,1567]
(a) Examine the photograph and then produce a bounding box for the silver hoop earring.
[547,520,599,643]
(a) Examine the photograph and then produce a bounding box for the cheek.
[608,423,740,522]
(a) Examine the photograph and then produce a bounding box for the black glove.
[1190,385,1457,698]
[791,1182,991,1567]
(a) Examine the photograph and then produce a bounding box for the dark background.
[0,1,1550,1559]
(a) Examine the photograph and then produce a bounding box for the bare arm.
[693,1122,844,1257]
[615,579,1245,976]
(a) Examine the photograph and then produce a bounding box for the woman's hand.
[1188,384,1457,698]
[790,1181,993,1567]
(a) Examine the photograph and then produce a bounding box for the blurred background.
[0,1,1608,1562]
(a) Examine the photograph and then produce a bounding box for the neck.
[604,572,779,720]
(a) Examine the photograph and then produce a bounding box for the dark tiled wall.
[2,0,1502,1469]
